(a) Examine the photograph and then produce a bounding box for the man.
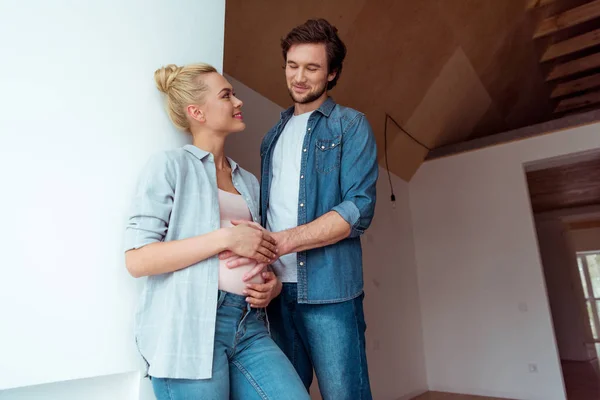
[259,18,378,399]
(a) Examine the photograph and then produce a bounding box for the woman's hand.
[221,221,280,272]
[243,271,282,308]
[225,223,277,264]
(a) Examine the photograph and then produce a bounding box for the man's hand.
[243,271,282,308]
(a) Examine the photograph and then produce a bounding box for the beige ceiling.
[224,0,598,180]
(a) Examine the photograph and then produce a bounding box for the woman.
[124,63,309,400]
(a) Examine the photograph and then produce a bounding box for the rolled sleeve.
[124,153,175,252]
[332,200,362,237]
[332,114,378,239]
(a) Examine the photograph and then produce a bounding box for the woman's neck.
[191,130,228,170]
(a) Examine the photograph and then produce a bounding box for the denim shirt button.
[299,262,304,266]
[303,148,307,152]
[300,203,304,207]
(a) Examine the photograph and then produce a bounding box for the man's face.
[285,43,336,105]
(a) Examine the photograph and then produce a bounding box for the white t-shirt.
[266,111,313,282]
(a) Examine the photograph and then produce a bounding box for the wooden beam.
[555,90,600,113]
[541,28,600,62]
[534,0,600,38]
[527,0,559,10]
[567,220,600,230]
[551,73,600,98]
[547,53,600,81]
[426,108,600,160]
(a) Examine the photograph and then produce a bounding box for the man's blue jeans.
[268,283,373,400]
[151,291,309,400]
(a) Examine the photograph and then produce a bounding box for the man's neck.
[294,93,328,116]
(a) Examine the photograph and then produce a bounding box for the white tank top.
[218,189,264,295]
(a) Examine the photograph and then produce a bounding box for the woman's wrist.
[214,227,233,253]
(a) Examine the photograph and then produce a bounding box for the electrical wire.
[383,113,431,203]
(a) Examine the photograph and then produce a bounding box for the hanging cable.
[383,113,430,205]
[384,113,431,151]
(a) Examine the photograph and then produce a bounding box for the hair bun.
[154,64,183,93]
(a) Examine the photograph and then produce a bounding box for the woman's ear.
[187,105,205,123]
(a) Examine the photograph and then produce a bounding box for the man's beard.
[287,82,327,104]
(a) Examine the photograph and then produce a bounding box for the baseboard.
[428,384,558,400]
[396,388,428,400]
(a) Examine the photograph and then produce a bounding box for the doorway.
[526,150,600,399]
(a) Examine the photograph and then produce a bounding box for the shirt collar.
[183,144,239,172]
[279,97,336,120]
[316,97,336,117]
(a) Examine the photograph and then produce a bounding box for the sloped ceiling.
[224,0,595,181]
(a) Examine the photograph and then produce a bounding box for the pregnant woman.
[124,62,309,400]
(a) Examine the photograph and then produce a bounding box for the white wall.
[225,76,427,400]
[0,373,143,400]
[0,0,224,396]
[410,122,600,399]
[534,217,590,362]
[362,174,428,400]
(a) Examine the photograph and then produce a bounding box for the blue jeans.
[268,283,372,400]
[151,291,309,400]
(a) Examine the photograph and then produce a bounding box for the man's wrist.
[275,230,294,255]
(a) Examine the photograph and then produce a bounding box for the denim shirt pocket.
[315,137,342,174]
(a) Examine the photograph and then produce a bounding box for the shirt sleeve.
[124,152,175,252]
[331,114,378,238]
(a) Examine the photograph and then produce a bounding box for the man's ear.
[327,70,337,82]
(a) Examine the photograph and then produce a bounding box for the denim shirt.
[124,144,260,379]
[260,98,378,304]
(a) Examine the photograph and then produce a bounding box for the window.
[577,251,600,344]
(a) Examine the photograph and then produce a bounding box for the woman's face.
[193,72,245,134]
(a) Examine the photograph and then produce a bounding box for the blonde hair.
[154,63,217,132]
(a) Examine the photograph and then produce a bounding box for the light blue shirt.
[124,144,260,379]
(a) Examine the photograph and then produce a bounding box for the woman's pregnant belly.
[218,221,265,295]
